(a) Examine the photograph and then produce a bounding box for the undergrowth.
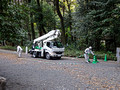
[64,49,117,61]
[0,45,117,61]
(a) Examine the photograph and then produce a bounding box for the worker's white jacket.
[84,48,94,55]
[17,46,23,52]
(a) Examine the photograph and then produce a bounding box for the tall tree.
[66,0,73,41]
[0,0,9,45]
[36,0,46,36]
[73,0,120,51]
[55,0,66,45]
[29,0,35,40]
[34,0,55,35]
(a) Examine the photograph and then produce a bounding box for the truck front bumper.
[50,52,64,57]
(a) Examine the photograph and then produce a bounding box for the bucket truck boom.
[33,29,61,43]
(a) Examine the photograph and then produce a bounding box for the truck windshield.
[51,42,63,48]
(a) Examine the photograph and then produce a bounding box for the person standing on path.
[84,46,94,63]
[17,46,23,58]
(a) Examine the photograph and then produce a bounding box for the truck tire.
[32,51,37,58]
[45,53,51,60]
[57,57,61,59]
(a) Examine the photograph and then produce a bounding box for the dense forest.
[0,0,120,52]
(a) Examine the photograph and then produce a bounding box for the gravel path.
[0,49,120,90]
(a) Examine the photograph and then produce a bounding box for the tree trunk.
[28,0,35,40]
[30,13,35,40]
[37,0,43,36]
[53,0,56,30]
[113,34,116,52]
[26,19,31,41]
[95,39,100,51]
[37,0,46,36]
[63,0,65,16]
[18,0,20,5]
[42,25,46,34]
[0,0,3,13]
[2,40,6,46]
[66,0,73,41]
[55,0,66,45]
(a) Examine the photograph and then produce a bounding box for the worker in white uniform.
[17,46,23,58]
[84,46,94,63]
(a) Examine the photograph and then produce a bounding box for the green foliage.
[42,2,56,30]
[64,47,84,57]
[0,0,120,57]
[0,0,9,11]
[73,0,120,51]
[33,1,56,32]
[0,46,16,51]
[0,45,28,52]
[64,47,116,61]
[0,2,30,45]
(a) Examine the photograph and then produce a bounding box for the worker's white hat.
[89,46,92,49]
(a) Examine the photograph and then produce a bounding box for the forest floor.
[0,49,120,90]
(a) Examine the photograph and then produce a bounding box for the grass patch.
[64,49,84,57]
[0,46,16,51]
[0,46,27,52]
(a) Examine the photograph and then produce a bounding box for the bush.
[0,46,27,52]
[0,46,16,51]
[64,48,117,61]
[64,49,84,57]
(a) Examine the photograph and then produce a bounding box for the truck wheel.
[57,57,61,59]
[33,51,37,58]
[46,53,51,60]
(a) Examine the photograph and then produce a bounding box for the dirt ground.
[0,49,120,90]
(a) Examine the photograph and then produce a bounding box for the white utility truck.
[29,29,64,59]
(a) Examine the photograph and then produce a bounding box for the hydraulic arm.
[33,30,61,43]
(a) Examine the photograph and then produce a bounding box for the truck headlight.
[50,52,56,55]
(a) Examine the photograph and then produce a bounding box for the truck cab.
[42,41,64,59]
